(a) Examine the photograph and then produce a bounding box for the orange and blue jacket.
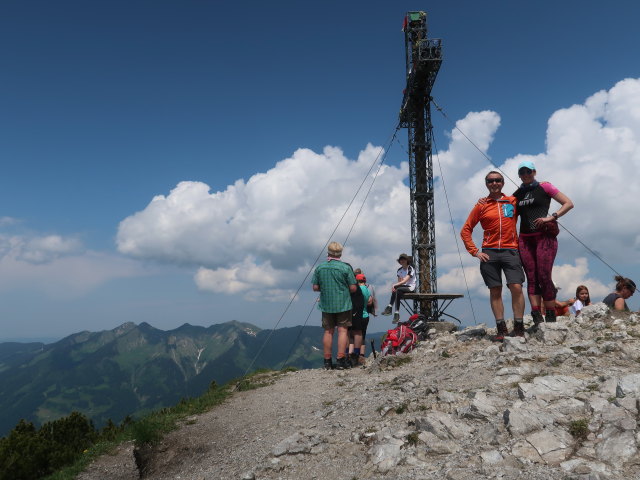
[460,195,519,257]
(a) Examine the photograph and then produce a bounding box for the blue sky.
[2,1,640,341]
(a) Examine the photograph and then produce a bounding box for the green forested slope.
[0,321,328,435]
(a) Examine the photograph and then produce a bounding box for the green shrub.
[0,413,98,480]
[405,432,419,446]
[0,381,230,480]
[568,419,589,440]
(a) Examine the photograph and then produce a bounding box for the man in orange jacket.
[460,171,526,339]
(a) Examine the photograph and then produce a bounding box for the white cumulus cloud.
[0,234,83,264]
[551,257,611,300]
[117,78,640,309]
[18,235,83,264]
[117,144,413,293]
[0,233,147,298]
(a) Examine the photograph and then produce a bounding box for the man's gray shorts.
[480,249,525,288]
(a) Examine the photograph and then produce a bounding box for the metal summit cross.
[398,11,462,322]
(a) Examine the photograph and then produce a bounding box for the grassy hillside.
[0,321,327,436]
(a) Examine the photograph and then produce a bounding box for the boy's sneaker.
[392,312,400,324]
[510,321,525,337]
[494,321,509,341]
[335,357,351,370]
[349,353,360,368]
[381,306,393,316]
[323,358,334,370]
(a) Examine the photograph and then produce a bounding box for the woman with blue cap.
[514,160,574,328]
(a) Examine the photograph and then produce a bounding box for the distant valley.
[0,320,334,436]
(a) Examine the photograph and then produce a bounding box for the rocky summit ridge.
[80,304,640,480]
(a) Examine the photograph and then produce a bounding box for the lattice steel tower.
[399,11,443,316]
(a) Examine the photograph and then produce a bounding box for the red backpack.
[380,325,418,356]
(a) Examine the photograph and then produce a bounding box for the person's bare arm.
[534,191,574,228]
[555,298,576,308]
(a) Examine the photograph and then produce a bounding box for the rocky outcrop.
[79,304,640,480]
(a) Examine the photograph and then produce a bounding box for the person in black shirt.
[603,276,636,311]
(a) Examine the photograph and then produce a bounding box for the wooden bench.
[401,292,464,323]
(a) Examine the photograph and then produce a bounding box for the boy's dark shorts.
[480,249,525,288]
[322,310,352,329]
[350,314,368,331]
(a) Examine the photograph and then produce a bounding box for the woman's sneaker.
[382,306,393,316]
[531,310,544,325]
[528,310,544,333]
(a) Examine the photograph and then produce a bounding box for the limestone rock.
[418,431,461,455]
[505,402,554,435]
[533,322,570,345]
[526,428,573,465]
[518,375,585,401]
[501,336,529,353]
[581,303,610,320]
[595,427,638,465]
[414,411,473,440]
[367,437,404,473]
[272,431,323,456]
[480,449,503,464]
[617,373,640,397]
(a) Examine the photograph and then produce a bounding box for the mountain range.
[0,320,331,436]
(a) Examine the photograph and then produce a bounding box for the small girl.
[570,285,591,316]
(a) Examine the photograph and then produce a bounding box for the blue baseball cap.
[518,160,536,171]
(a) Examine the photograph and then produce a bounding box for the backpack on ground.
[403,313,429,340]
[380,324,418,356]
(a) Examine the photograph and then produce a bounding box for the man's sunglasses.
[485,178,504,184]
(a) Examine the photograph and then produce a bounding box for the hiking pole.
[371,339,377,359]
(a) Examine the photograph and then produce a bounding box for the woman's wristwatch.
[551,212,558,220]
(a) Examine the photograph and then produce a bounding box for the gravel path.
[78,335,496,480]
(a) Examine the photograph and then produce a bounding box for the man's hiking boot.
[494,321,509,341]
[392,312,400,324]
[335,357,351,370]
[381,306,393,316]
[545,309,557,323]
[358,355,367,366]
[510,321,525,337]
[323,358,334,370]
